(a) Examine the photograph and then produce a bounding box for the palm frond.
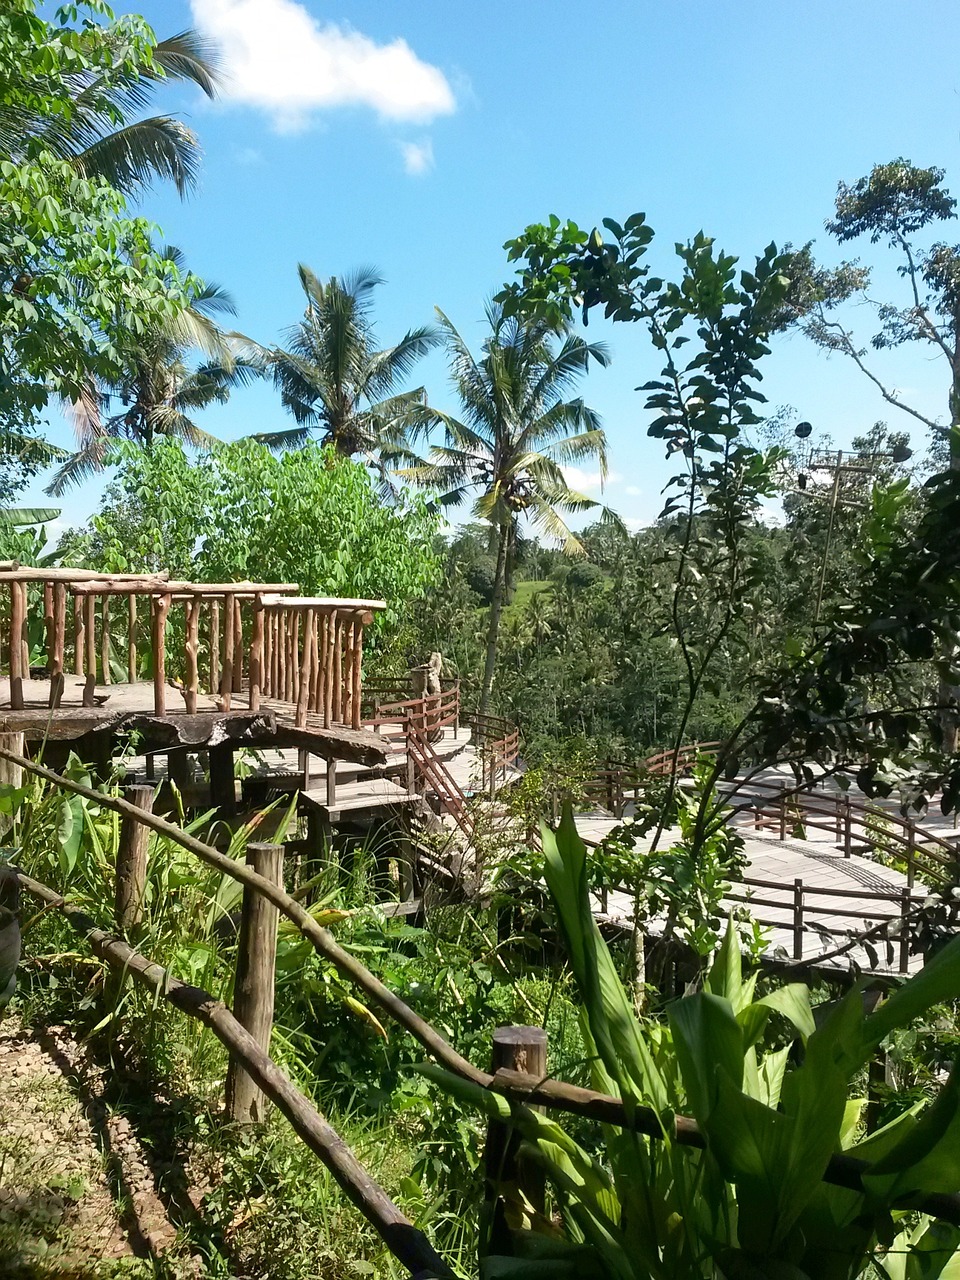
[75,116,202,196]
[152,31,222,98]
[248,425,312,451]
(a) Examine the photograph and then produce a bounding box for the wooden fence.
[6,744,960,1280]
[0,568,385,727]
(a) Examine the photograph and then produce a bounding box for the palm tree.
[4,27,220,198]
[251,266,438,472]
[48,246,255,494]
[397,304,612,713]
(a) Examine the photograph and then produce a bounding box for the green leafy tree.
[62,439,442,648]
[251,266,438,479]
[0,3,207,434]
[781,159,960,461]
[2,3,219,198]
[399,303,611,712]
[47,244,257,494]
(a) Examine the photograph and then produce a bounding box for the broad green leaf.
[863,934,960,1062]
[757,984,817,1041]
[668,992,744,1126]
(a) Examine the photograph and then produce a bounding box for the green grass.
[503,578,553,622]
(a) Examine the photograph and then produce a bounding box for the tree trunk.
[479,522,510,715]
[940,376,960,754]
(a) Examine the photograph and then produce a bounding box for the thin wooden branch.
[17,871,453,1279]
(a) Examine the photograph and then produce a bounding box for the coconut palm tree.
[250,266,438,473]
[397,303,612,713]
[47,245,255,494]
[3,27,220,198]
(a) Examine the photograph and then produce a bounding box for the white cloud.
[562,466,619,491]
[190,0,456,132]
[623,516,646,532]
[624,484,642,496]
[400,139,434,176]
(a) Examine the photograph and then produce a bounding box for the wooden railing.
[727,778,959,888]
[7,743,960,1275]
[256,596,385,729]
[467,711,521,796]
[0,567,385,727]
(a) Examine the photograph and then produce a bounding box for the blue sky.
[28,0,960,536]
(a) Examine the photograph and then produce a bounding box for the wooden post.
[309,610,320,713]
[9,581,25,709]
[332,611,342,723]
[209,744,236,813]
[100,595,111,685]
[232,598,243,694]
[184,595,200,714]
[221,593,235,710]
[792,878,804,960]
[0,730,24,836]
[84,592,97,689]
[115,785,155,933]
[899,886,911,974]
[291,611,300,706]
[843,797,853,858]
[74,592,84,676]
[779,787,787,841]
[43,582,54,675]
[352,621,364,730]
[209,599,220,695]
[263,607,273,698]
[906,820,916,888]
[249,595,264,713]
[127,593,137,684]
[485,1026,548,1241]
[152,593,170,716]
[326,758,337,810]
[321,612,332,727]
[296,609,314,728]
[226,842,283,1124]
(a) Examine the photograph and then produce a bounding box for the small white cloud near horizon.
[562,466,620,491]
[400,139,434,176]
[624,484,642,496]
[190,0,456,133]
[623,516,646,532]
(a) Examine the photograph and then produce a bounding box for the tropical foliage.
[398,303,611,709]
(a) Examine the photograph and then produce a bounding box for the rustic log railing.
[7,744,960,1260]
[0,569,385,728]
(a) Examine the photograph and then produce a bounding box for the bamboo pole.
[184,595,200,714]
[152,593,170,716]
[9,581,24,709]
[221,593,235,710]
[100,595,111,685]
[249,595,264,713]
[127,594,137,683]
[226,843,283,1123]
[18,870,454,1279]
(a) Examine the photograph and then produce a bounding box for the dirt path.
[0,1019,200,1279]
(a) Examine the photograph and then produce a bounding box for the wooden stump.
[115,785,155,934]
[484,1025,547,1251]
